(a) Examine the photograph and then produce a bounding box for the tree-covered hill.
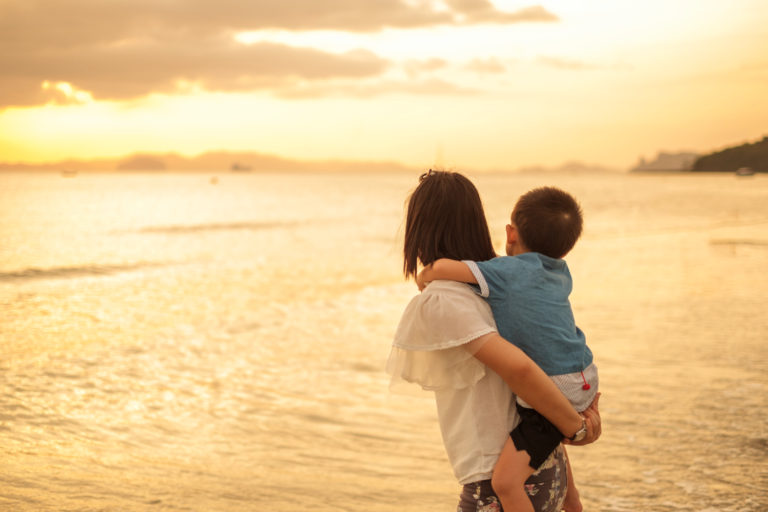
[692,136,768,172]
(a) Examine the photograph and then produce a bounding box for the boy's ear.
[506,223,518,245]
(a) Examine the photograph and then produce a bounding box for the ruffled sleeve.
[386,280,497,391]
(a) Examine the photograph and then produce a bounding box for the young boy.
[417,186,598,512]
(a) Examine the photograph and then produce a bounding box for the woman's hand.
[564,393,601,446]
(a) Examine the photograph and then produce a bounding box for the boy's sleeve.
[462,258,510,299]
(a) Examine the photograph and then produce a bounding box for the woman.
[387,170,600,511]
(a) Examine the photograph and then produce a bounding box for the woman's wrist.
[565,415,587,442]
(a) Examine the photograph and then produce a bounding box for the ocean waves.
[135,221,297,234]
[709,238,768,246]
[0,262,164,283]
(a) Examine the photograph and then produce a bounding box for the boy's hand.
[416,265,432,291]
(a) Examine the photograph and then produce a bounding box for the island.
[631,135,767,173]
[692,135,768,173]
[631,152,699,172]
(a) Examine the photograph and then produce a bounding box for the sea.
[1,170,766,511]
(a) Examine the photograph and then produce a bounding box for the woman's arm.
[469,332,590,441]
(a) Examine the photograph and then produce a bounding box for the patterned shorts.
[456,445,568,512]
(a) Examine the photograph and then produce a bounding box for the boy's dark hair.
[403,170,496,279]
[512,186,583,259]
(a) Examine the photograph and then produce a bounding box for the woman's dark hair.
[403,170,496,279]
[512,186,583,259]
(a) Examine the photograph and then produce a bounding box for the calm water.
[1,171,766,511]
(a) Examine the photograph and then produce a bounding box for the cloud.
[1,35,390,108]
[465,57,508,74]
[1,1,557,45]
[276,78,480,99]
[444,1,558,23]
[536,55,634,73]
[404,58,449,77]
[0,1,558,108]
[536,56,598,71]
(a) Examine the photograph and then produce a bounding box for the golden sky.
[1,0,766,170]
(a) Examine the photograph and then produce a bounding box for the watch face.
[572,420,587,441]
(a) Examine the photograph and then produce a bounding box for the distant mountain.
[692,136,768,172]
[630,151,699,172]
[516,160,620,174]
[0,150,416,173]
[116,154,167,171]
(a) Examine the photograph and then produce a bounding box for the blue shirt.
[465,253,592,376]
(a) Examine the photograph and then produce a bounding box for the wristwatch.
[568,416,588,442]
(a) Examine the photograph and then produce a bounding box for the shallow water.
[1,170,766,511]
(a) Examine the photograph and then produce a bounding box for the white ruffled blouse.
[387,280,520,485]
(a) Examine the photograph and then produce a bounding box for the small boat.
[735,167,755,176]
[230,163,252,172]
[61,170,78,177]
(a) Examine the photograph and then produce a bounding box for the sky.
[1,0,767,170]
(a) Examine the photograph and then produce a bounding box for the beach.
[1,170,766,511]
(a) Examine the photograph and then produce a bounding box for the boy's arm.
[417,258,477,290]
